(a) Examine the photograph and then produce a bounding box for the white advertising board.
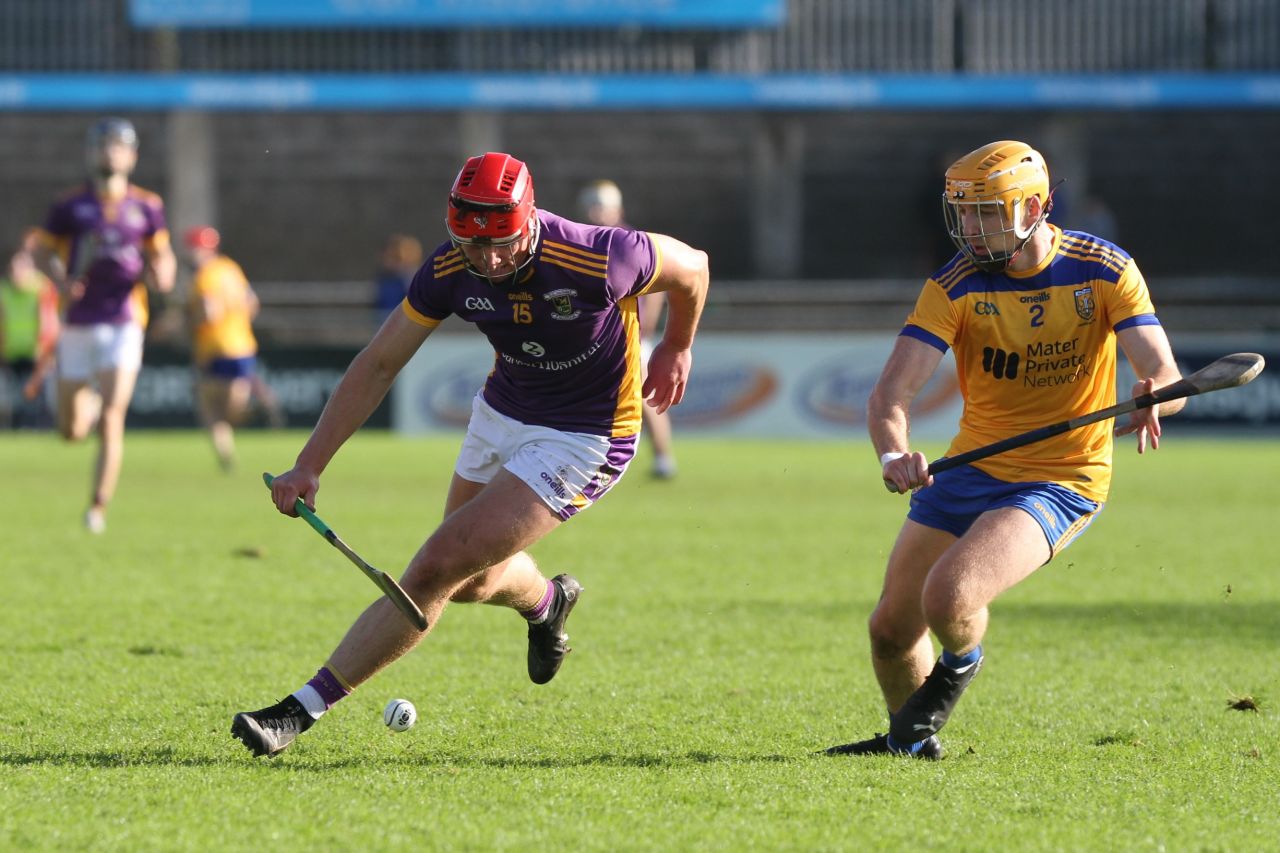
[393,333,964,439]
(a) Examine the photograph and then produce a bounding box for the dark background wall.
[4,109,1278,283]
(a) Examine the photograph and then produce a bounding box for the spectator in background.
[0,231,59,429]
[1071,194,1120,243]
[185,225,281,472]
[579,179,677,479]
[373,233,424,320]
[32,117,176,534]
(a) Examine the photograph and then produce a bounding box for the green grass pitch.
[1,430,1277,850]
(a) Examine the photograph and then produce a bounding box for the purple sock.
[521,579,555,623]
[305,666,351,709]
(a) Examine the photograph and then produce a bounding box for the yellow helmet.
[942,140,1053,272]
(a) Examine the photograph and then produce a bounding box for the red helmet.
[184,225,220,250]
[446,153,536,246]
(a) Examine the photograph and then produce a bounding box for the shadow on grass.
[283,751,797,772]
[0,747,226,768]
[0,747,795,771]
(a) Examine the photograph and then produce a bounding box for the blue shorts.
[203,356,256,380]
[908,465,1102,556]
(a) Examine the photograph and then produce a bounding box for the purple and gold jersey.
[39,183,168,326]
[403,210,661,437]
[902,225,1158,503]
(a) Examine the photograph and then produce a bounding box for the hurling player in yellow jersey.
[826,141,1185,759]
[185,226,262,472]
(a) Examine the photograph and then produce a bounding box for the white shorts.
[57,323,143,381]
[455,394,637,520]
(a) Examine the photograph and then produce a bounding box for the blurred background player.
[826,140,1185,759]
[372,232,424,322]
[232,152,710,757]
[32,117,176,533]
[578,179,677,479]
[0,229,59,429]
[185,225,280,471]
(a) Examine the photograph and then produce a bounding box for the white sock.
[292,685,328,720]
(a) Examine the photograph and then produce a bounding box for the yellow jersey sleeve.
[1103,259,1157,331]
[902,263,972,352]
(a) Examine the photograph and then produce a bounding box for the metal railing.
[2,0,1277,74]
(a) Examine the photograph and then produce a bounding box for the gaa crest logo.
[543,288,581,321]
[1074,286,1095,322]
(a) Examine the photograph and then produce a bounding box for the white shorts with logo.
[57,323,144,381]
[455,394,637,521]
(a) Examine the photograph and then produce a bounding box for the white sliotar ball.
[383,698,417,732]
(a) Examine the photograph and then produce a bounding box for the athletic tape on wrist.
[880,452,907,469]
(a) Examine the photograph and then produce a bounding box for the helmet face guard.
[85,117,138,179]
[942,141,1053,273]
[446,152,538,287]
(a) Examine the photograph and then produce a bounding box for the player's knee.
[403,539,477,598]
[867,608,922,660]
[920,585,967,634]
[448,575,489,603]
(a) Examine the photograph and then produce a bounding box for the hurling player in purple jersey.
[32,118,176,534]
[233,152,709,757]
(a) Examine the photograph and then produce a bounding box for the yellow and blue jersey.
[189,256,257,365]
[902,225,1158,503]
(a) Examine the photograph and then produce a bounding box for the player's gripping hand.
[642,339,692,415]
[1114,377,1162,454]
[881,450,932,495]
[270,467,320,517]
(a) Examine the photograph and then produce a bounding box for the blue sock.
[885,734,927,755]
[941,644,983,669]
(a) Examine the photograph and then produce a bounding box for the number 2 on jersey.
[1029,304,1045,327]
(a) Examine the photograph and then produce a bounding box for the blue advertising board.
[128,0,785,29]
[2,73,1279,111]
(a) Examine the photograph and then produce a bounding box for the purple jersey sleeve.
[604,227,659,302]
[142,192,167,239]
[405,242,460,323]
[42,195,75,238]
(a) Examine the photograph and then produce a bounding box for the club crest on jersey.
[1074,286,1096,322]
[543,288,581,321]
[123,205,147,230]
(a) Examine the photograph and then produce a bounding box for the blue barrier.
[2,73,1278,110]
[128,0,785,28]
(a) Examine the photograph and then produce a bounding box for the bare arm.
[867,335,946,493]
[1115,324,1183,453]
[641,232,710,414]
[270,308,433,515]
[31,240,69,299]
[145,234,176,294]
